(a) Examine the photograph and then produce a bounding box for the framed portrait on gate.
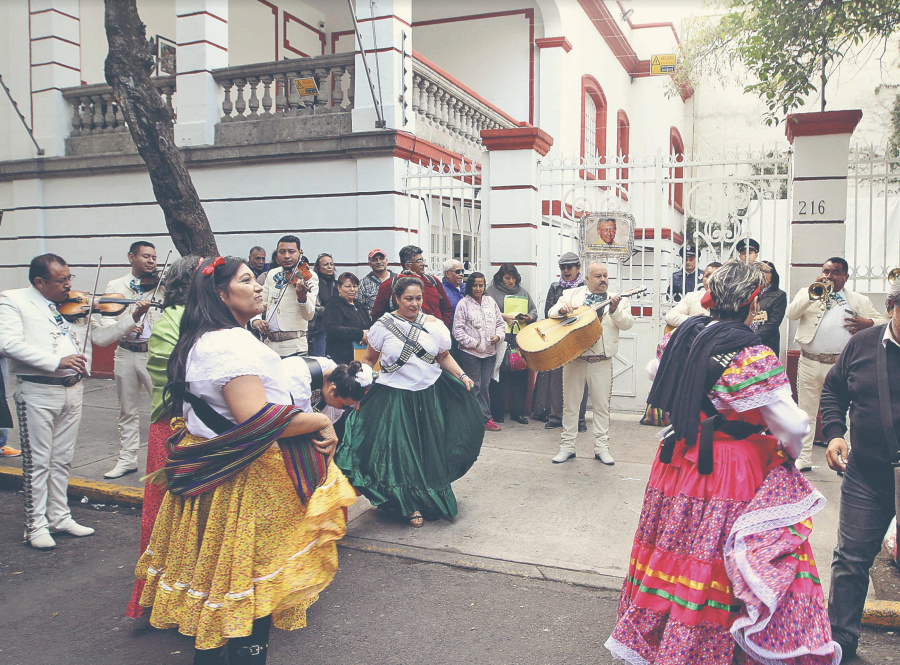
[581,212,634,261]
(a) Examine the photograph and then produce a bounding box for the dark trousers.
[490,371,528,420]
[457,351,495,423]
[829,462,896,649]
[532,368,587,427]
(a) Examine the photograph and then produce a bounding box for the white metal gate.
[538,148,792,412]
[402,159,483,274]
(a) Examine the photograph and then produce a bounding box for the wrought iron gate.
[538,148,793,412]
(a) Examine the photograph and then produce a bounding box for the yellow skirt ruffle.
[135,442,357,649]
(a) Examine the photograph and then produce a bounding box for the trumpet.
[808,279,834,301]
[888,268,900,285]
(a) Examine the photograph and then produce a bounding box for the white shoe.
[51,522,95,537]
[104,463,138,479]
[552,451,576,464]
[29,533,57,550]
[594,450,615,465]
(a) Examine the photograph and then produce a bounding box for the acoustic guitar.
[516,286,648,372]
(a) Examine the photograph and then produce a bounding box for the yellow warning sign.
[293,77,319,96]
[650,54,677,75]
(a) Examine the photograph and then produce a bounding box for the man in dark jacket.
[821,280,900,662]
[370,245,454,327]
[531,252,588,431]
[669,244,699,302]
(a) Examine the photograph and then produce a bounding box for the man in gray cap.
[531,252,588,431]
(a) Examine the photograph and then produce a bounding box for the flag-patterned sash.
[162,403,328,501]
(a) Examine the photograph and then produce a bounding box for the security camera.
[318,21,325,29]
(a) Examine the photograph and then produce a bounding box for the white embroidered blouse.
[369,314,451,391]
[184,327,290,439]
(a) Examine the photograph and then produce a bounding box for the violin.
[57,291,164,319]
[285,262,313,285]
[131,270,162,293]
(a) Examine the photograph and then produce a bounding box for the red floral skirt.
[126,419,173,619]
[605,431,839,665]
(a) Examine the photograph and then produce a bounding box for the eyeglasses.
[45,274,75,284]
[453,269,465,275]
[560,264,579,270]
[411,258,426,265]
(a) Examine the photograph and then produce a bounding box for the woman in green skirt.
[336,276,485,527]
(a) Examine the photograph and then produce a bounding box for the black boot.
[227,615,272,664]
[193,645,227,665]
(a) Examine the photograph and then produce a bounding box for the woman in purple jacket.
[452,272,506,432]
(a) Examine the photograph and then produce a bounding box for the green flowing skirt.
[335,371,485,520]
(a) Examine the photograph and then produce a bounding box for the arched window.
[616,110,630,193]
[669,127,685,213]
[581,75,607,179]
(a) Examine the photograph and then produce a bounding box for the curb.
[338,535,624,593]
[0,467,144,506]
[862,600,900,629]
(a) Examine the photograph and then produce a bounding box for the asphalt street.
[2,493,900,665]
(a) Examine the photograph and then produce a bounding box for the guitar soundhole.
[561,317,577,326]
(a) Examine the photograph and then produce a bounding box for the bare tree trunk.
[104,0,217,257]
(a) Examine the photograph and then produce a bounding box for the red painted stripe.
[30,7,79,21]
[32,60,81,73]
[577,0,638,74]
[616,1,681,44]
[255,0,279,60]
[491,223,538,229]
[284,10,326,57]
[357,14,412,29]
[176,10,227,24]
[31,34,80,47]
[178,39,228,52]
[791,219,845,224]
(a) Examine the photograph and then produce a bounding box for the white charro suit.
[785,286,886,469]
[548,287,634,455]
[0,286,134,538]
[253,267,319,357]
[94,273,166,470]
[664,290,708,328]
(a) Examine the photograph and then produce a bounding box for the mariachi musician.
[252,234,319,358]
[0,254,136,549]
[95,241,165,479]
[547,261,633,466]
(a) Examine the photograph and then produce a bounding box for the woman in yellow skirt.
[135,256,357,664]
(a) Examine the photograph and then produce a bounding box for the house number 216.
[798,200,826,215]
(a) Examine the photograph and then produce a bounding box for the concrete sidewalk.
[1,377,847,595]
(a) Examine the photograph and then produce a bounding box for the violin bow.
[80,257,103,361]
[137,250,171,328]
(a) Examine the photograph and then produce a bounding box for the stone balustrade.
[212,53,353,122]
[411,57,518,151]
[63,77,176,136]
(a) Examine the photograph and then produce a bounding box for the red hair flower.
[202,256,225,276]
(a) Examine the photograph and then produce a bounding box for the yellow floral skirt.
[135,440,357,649]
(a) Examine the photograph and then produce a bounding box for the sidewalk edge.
[862,600,900,628]
[338,535,624,592]
[0,467,143,506]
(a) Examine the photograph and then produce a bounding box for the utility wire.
[0,73,45,155]
[347,0,386,128]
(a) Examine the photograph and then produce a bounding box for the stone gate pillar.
[786,110,863,307]
[481,126,553,298]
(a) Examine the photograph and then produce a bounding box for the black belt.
[119,340,149,353]
[19,374,82,387]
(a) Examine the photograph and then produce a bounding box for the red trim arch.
[669,126,685,213]
[580,75,607,180]
[616,109,630,193]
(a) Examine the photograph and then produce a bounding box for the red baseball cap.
[368,249,387,259]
